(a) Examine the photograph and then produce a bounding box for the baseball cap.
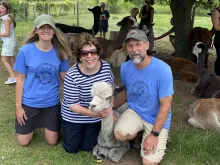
[124,29,148,42]
[100,2,105,6]
[34,14,56,29]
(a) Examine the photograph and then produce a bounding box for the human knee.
[45,137,59,145]
[62,142,80,153]
[114,131,129,141]
[16,136,32,146]
[142,157,158,165]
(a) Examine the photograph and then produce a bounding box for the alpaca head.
[88,6,101,16]
[117,16,139,29]
[192,42,207,58]
[89,82,114,112]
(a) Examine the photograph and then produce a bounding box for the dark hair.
[145,0,154,5]
[0,1,16,28]
[75,33,101,63]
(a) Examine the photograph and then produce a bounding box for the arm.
[155,27,174,40]
[150,7,154,24]
[139,6,146,19]
[114,89,127,110]
[0,18,12,37]
[211,9,220,31]
[16,73,27,126]
[59,72,66,82]
[143,95,172,155]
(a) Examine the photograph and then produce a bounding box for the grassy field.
[0,11,219,165]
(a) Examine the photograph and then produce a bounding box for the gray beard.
[130,54,145,64]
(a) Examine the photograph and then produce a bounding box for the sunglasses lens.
[80,49,98,57]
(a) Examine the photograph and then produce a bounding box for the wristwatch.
[151,130,160,137]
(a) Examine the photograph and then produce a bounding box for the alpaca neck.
[198,51,207,79]
[92,15,100,35]
[114,26,130,45]
[100,111,114,134]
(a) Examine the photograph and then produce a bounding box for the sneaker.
[5,77,16,85]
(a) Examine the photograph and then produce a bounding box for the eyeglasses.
[80,49,98,57]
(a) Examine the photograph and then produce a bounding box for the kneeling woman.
[61,33,114,153]
[14,14,71,146]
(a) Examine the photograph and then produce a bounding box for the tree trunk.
[170,0,196,61]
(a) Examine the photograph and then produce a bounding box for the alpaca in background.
[191,42,220,98]
[55,6,101,35]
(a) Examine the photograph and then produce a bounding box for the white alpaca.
[89,81,130,162]
[110,44,128,67]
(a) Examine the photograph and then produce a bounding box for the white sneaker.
[5,77,16,85]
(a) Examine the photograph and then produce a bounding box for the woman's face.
[0,5,8,16]
[80,44,99,69]
[35,24,55,42]
[145,0,151,6]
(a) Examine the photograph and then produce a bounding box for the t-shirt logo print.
[35,63,57,85]
[131,81,150,103]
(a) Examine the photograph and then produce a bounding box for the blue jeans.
[62,119,101,153]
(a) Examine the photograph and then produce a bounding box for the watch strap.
[151,130,159,136]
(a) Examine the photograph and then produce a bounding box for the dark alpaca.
[55,6,101,35]
[191,42,220,98]
[65,16,138,60]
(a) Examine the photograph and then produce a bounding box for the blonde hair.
[0,1,16,28]
[24,29,72,60]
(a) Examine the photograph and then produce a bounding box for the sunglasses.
[80,49,98,57]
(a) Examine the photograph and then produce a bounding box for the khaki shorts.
[114,109,169,163]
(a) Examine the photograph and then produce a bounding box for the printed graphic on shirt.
[131,81,150,103]
[35,63,57,85]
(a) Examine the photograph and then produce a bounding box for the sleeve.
[158,65,174,98]
[13,48,27,74]
[109,69,114,85]
[59,59,69,72]
[63,73,80,106]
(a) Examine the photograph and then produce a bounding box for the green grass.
[0,11,219,165]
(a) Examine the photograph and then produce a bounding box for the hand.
[143,134,158,155]
[16,106,27,126]
[98,107,112,118]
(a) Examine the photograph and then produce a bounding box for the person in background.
[0,1,17,85]
[99,2,110,39]
[131,7,139,22]
[114,29,173,165]
[211,5,220,76]
[61,33,114,153]
[139,0,155,52]
[14,14,71,146]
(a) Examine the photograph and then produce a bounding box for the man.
[99,2,110,39]
[114,29,174,165]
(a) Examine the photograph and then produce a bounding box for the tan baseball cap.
[34,14,56,29]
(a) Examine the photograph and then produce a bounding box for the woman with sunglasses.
[61,33,114,153]
[139,0,155,52]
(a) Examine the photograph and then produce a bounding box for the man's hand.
[143,134,158,155]
[16,106,27,126]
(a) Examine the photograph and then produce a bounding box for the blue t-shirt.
[121,57,174,129]
[14,43,69,108]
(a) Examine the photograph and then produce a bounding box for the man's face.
[126,39,149,64]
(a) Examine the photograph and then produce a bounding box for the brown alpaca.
[190,26,215,68]
[188,98,220,132]
[163,57,198,83]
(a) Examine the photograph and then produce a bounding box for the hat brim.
[36,22,56,29]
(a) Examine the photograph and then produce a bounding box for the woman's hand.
[16,106,27,126]
[97,107,113,118]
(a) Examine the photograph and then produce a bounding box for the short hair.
[75,33,101,63]
[131,7,139,14]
